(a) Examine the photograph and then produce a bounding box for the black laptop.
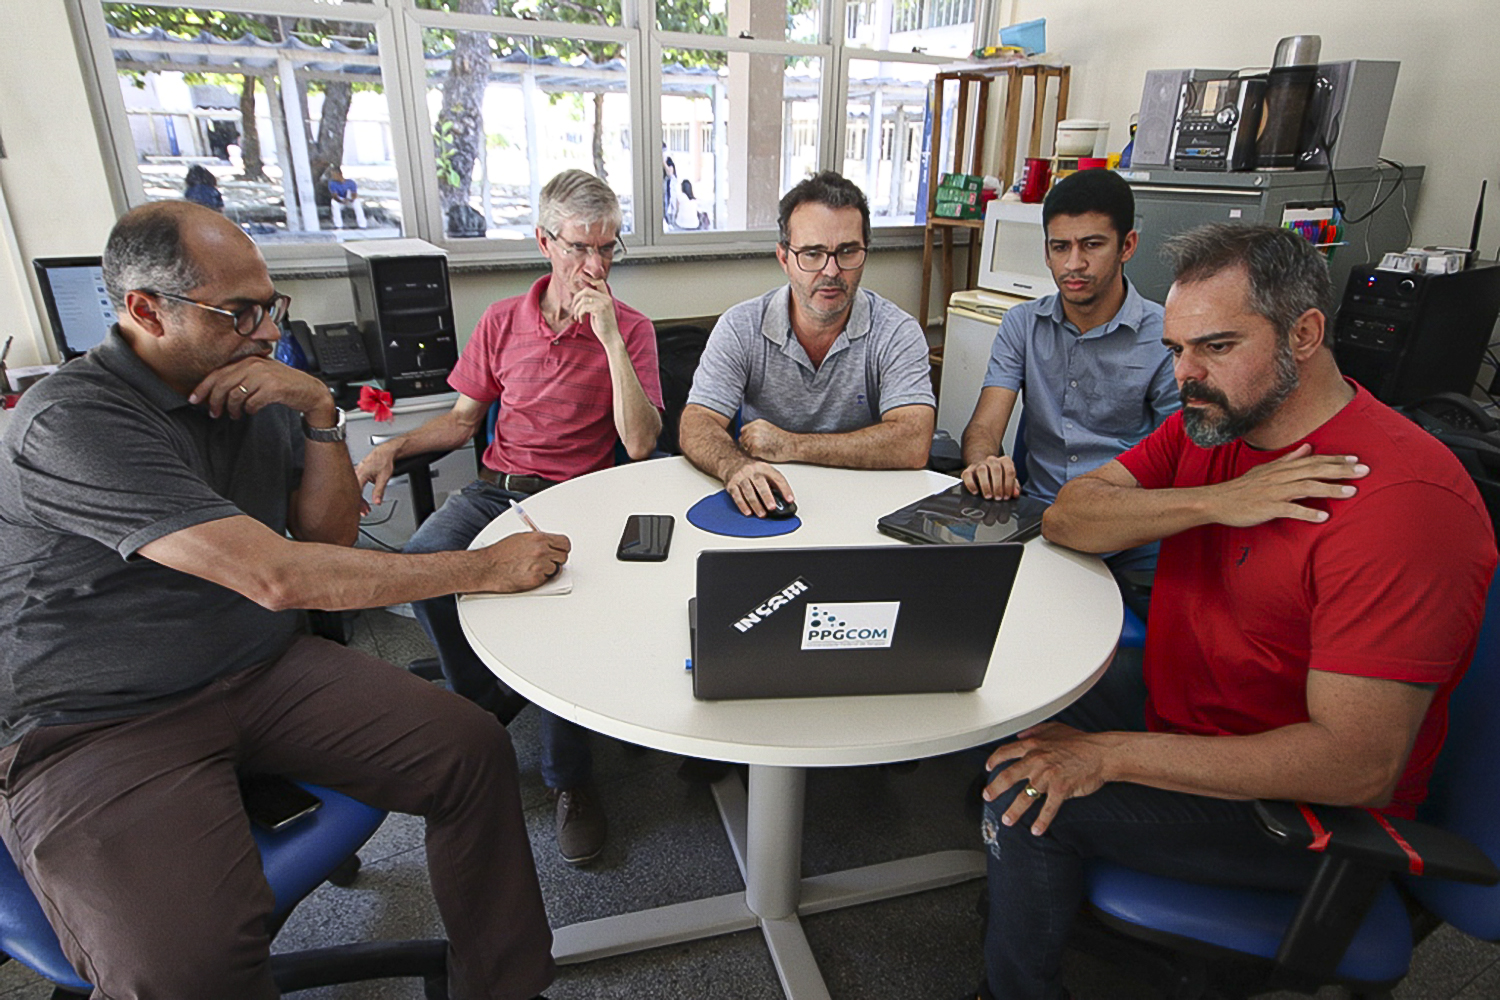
[877,483,1050,546]
[689,544,1024,700]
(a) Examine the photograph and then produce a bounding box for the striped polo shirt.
[448,276,663,482]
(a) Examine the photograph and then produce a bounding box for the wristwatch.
[301,409,347,444]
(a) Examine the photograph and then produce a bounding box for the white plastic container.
[1055,119,1109,157]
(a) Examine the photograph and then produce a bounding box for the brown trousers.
[0,636,555,1000]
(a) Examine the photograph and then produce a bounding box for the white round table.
[459,457,1122,999]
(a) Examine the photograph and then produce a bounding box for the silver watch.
[301,409,347,444]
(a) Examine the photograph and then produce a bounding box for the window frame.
[71,0,986,269]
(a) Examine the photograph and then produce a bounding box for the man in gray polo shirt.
[680,171,936,516]
[0,201,561,999]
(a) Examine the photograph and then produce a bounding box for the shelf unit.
[918,63,1070,331]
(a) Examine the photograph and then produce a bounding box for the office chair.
[0,780,451,998]
[1079,576,1500,999]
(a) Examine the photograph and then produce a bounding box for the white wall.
[1013,0,1499,252]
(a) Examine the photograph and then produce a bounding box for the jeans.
[405,479,593,790]
[979,648,1322,1000]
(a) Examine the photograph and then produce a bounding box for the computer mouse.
[765,486,797,520]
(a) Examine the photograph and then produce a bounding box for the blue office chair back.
[1406,573,1500,939]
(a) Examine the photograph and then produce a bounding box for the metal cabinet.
[1122,165,1424,304]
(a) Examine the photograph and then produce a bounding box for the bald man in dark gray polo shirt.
[0,201,563,1000]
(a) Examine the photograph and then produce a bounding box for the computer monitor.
[32,256,117,359]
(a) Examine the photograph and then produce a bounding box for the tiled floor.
[2,609,1498,999]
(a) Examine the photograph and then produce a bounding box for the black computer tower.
[1332,264,1500,406]
[344,239,460,399]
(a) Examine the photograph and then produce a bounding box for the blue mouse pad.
[687,490,802,538]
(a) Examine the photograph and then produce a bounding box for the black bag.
[1398,393,1500,541]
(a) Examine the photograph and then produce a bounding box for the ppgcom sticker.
[801,602,900,650]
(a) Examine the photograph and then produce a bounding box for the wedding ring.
[237,384,250,395]
[1023,784,1041,799]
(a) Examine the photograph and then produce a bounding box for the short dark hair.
[1042,169,1135,245]
[1164,223,1335,337]
[778,171,871,246]
[102,201,208,312]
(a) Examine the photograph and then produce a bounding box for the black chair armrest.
[1256,800,1500,884]
[389,449,459,528]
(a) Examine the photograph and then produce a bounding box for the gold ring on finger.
[237,384,250,395]
[1024,783,1041,799]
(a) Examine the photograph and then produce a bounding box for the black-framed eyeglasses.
[782,243,868,272]
[145,290,292,337]
[542,228,625,261]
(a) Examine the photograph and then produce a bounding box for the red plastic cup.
[1077,157,1109,171]
[1019,157,1052,203]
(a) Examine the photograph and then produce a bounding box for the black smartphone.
[617,514,675,562]
[240,774,323,833]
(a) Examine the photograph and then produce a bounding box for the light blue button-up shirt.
[982,278,1177,504]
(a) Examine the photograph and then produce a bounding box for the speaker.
[1334,264,1500,407]
[344,239,459,399]
[1298,59,1400,170]
[1132,68,1231,168]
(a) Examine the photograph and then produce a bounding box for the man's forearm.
[679,408,752,482]
[1043,476,1219,552]
[1104,724,1403,809]
[384,409,484,462]
[780,416,930,470]
[961,421,1004,467]
[605,341,664,459]
[260,543,507,611]
[293,437,363,546]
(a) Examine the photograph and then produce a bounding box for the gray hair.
[537,169,622,236]
[1163,223,1335,337]
[102,201,207,312]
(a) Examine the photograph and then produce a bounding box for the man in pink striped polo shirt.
[356,169,663,867]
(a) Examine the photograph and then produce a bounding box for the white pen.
[513,503,542,533]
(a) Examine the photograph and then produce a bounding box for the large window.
[76,0,980,262]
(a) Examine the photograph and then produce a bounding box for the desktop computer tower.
[1333,264,1500,406]
[344,239,459,399]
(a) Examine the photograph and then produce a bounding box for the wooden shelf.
[919,64,1070,332]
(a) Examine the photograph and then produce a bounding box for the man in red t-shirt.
[967,224,1496,1000]
[357,170,663,867]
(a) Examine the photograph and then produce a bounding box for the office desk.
[460,458,1121,999]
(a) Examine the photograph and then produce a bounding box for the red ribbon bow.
[357,385,394,422]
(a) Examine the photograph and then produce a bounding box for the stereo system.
[344,239,459,399]
[1333,264,1500,407]
[1132,60,1398,173]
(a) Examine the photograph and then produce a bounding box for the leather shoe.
[553,783,607,866]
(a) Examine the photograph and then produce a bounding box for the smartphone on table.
[617,514,675,562]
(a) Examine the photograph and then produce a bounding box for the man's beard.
[1179,336,1300,448]
[797,276,852,323]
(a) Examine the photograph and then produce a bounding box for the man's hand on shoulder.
[962,455,1020,500]
[474,531,572,593]
[573,276,622,347]
[725,459,795,518]
[1207,443,1369,528]
[190,356,336,425]
[739,418,795,463]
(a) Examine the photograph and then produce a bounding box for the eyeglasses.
[145,290,292,337]
[782,243,868,272]
[543,228,625,262]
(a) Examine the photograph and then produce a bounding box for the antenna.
[1469,178,1486,266]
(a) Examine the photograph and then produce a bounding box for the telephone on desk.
[285,320,373,382]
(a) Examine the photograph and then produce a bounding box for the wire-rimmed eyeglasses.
[543,228,626,262]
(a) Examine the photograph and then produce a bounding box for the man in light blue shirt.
[960,169,1176,576]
